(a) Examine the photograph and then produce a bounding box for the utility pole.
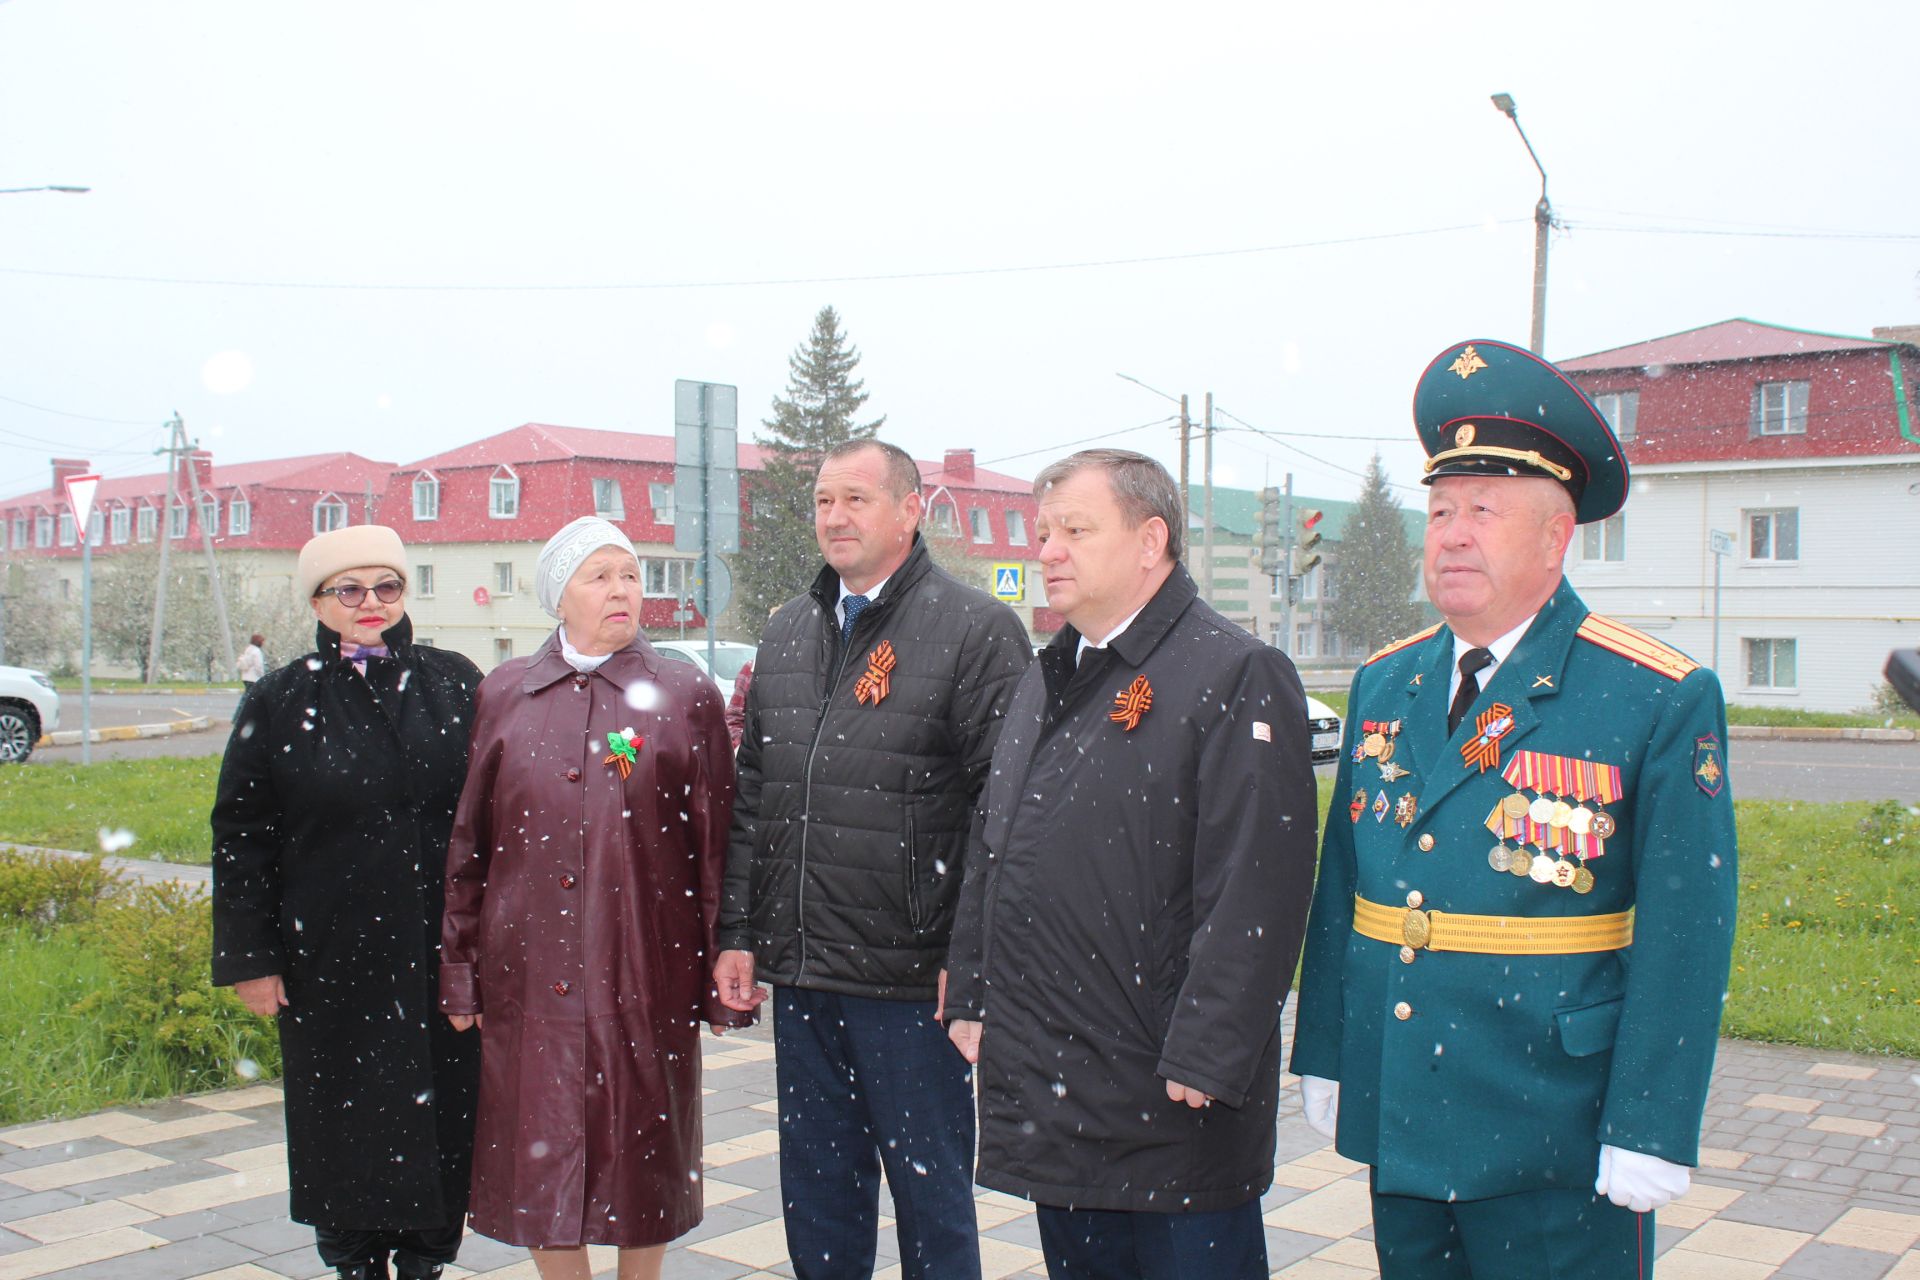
[1202,392,1215,603]
[1280,473,1295,656]
[1491,93,1553,354]
[145,418,186,684]
[145,414,236,684]
[1177,395,1191,535]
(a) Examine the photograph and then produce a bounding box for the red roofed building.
[384,427,1042,668]
[1558,318,1920,711]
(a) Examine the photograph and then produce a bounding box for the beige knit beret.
[294,525,410,605]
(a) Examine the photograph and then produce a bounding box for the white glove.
[1300,1075,1340,1141]
[1595,1144,1690,1213]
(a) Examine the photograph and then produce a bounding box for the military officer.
[1289,339,1738,1279]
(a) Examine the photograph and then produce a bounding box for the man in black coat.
[945,449,1319,1280]
[716,440,1031,1280]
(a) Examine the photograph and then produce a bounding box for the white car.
[1306,694,1343,766]
[0,664,60,764]
[650,640,758,706]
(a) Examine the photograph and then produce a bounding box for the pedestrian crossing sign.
[992,563,1025,603]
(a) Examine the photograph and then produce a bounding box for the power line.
[1562,220,1920,243]
[1212,404,1425,493]
[0,391,156,425]
[978,416,1176,467]
[0,222,1512,293]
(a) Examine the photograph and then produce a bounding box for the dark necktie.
[841,593,871,643]
[1448,647,1495,736]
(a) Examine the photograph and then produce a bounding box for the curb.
[39,714,215,747]
[0,841,210,887]
[1727,725,1918,743]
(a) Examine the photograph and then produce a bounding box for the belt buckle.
[1402,908,1432,950]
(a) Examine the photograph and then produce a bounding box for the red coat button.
[573,675,588,690]
[566,768,581,782]
[552,981,571,996]
[559,874,577,889]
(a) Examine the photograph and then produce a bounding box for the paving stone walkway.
[1,1015,1914,1280]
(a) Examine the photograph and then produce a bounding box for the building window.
[87,512,103,547]
[1295,623,1316,658]
[927,501,959,537]
[413,473,439,521]
[312,495,347,534]
[58,513,76,547]
[1582,512,1626,562]
[1745,637,1797,690]
[35,513,52,547]
[199,495,218,535]
[1752,380,1809,436]
[649,481,674,525]
[228,494,250,535]
[137,505,156,542]
[1301,563,1322,600]
[490,466,519,518]
[493,638,513,666]
[1006,509,1028,545]
[969,508,992,543]
[107,506,128,545]
[12,515,28,548]
[1746,508,1799,561]
[1593,390,1639,440]
[643,557,693,599]
[414,564,435,597]
[593,478,625,519]
[169,502,189,539]
[493,562,514,595]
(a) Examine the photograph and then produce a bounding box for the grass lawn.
[50,678,242,693]
[1726,704,1920,731]
[0,757,219,863]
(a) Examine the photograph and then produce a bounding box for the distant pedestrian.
[236,633,265,713]
[945,448,1318,1280]
[212,525,483,1280]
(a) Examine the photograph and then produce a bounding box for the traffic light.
[1257,487,1282,576]
[1292,508,1324,576]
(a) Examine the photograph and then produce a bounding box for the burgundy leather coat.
[440,632,748,1248]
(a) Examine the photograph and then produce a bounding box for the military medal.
[1528,795,1557,824]
[1363,733,1386,758]
[1528,854,1555,883]
[1378,760,1410,784]
[1501,792,1530,819]
[1350,789,1367,824]
[1551,859,1578,888]
[1591,811,1617,839]
[1488,843,1513,872]
[1394,794,1418,828]
[1510,852,1532,877]
[1373,792,1390,823]
[1567,805,1595,836]
[1548,800,1573,828]
[1572,866,1596,894]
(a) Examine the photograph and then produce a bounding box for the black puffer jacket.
[721,536,1031,999]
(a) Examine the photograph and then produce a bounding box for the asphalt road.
[24,692,1920,802]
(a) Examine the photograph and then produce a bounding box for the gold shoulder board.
[1576,614,1700,681]
[1366,623,1442,666]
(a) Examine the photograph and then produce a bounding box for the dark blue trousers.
[1035,1201,1267,1280]
[773,986,980,1280]
[1370,1173,1652,1279]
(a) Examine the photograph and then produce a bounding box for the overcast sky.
[2,0,1914,510]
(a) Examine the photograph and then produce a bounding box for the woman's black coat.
[212,615,483,1229]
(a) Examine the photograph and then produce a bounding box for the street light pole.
[1490,93,1552,355]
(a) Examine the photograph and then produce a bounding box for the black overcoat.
[946,567,1319,1212]
[211,615,483,1229]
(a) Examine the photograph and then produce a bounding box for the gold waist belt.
[1352,894,1634,955]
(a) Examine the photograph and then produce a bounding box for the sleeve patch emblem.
[1694,734,1725,797]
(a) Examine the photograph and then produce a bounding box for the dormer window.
[490,465,520,519]
[413,471,440,521]
[313,493,348,534]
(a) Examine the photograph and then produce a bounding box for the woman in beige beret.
[211,525,484,1280]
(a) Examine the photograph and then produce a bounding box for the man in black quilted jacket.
[717,439,1031,1280]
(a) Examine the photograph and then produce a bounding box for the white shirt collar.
[1449,613,1537,698]
[837,573,891,628]
[1075,603,1149,667]
[557,626,615,673]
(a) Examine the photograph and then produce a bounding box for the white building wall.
[1566,457,1920,712]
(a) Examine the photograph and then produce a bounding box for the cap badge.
[1455,423,1477,448]
[1448,344,1489,380]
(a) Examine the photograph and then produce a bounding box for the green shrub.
[0,850,121,929]
[73,882,280,1093]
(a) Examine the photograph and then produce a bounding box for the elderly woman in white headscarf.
[440,517,748,1280]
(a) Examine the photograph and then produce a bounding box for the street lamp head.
[47,185,91,194]
[1490,93,1516,118]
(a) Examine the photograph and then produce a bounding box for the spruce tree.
[1327,453,1426,656]
[734,307,886,635]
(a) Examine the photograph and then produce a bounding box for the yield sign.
[64,472,102,528]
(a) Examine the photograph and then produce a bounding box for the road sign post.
[673,381,739,672]
[63,473,100,765]
[1708,528,1734,672]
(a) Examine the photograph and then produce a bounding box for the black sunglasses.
[316,579,405,607]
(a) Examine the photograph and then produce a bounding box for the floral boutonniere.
[1109,675,1153,731]
[602,727,643,779]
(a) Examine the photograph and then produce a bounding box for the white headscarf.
[536,516,639,619]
